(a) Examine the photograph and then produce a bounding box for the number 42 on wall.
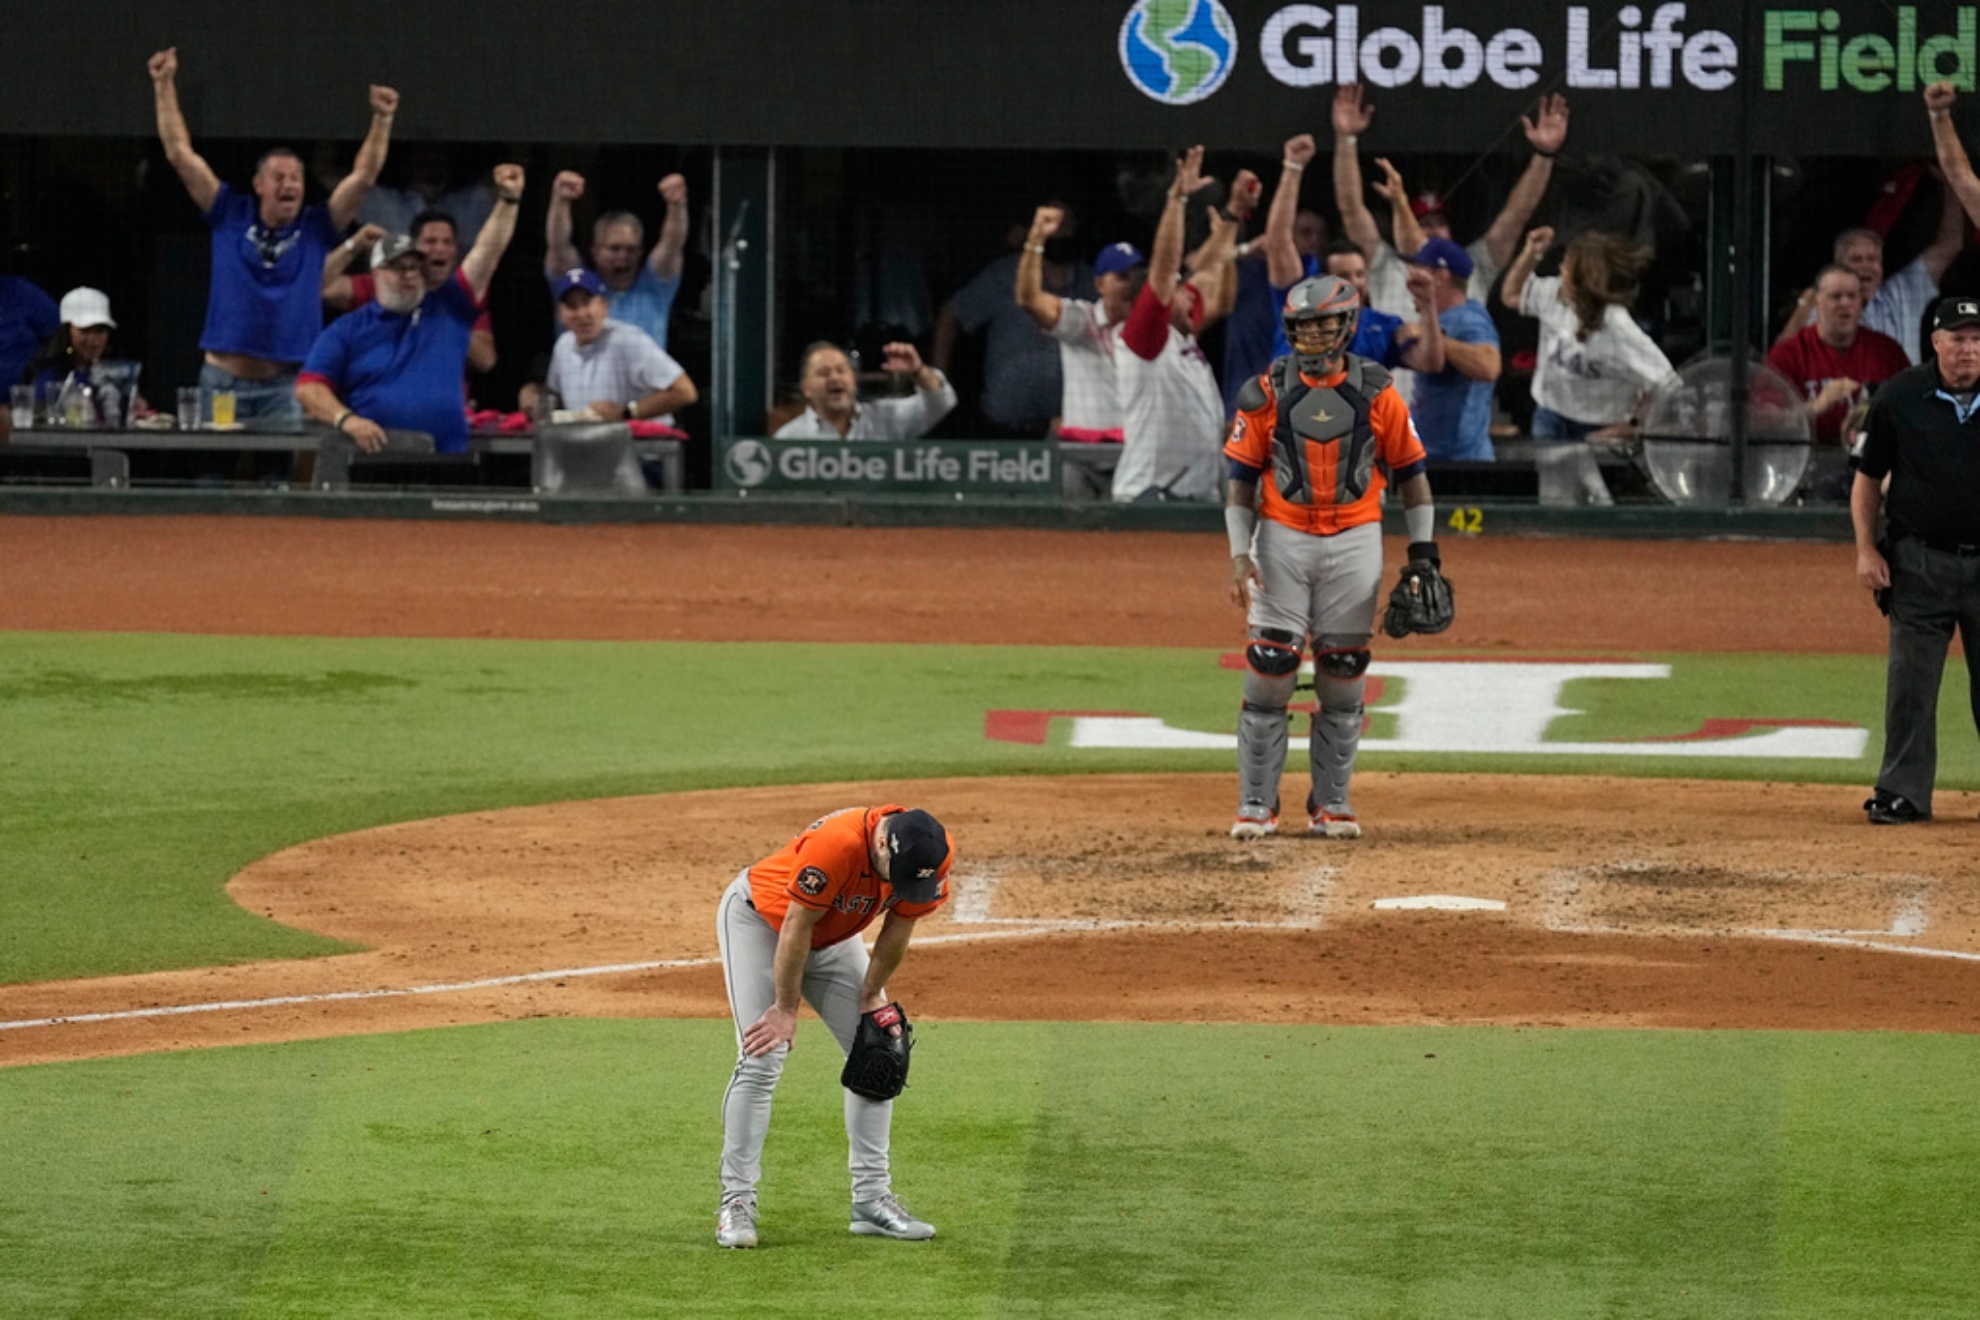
[1447,507,1483,536]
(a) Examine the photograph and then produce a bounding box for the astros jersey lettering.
[748,805,949,947]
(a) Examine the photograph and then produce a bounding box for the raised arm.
[1478,94,1568,270]
[320,224,386,311]
[1331,85,1382,257]
[1500,226,1553,312]
[1016,206,1068,330]
[1189,204,1244,329]
[1442,333,1501,382]
[327,85,399,231]
[1263,135,1315,289]
[148,47,220,214]
[649,174,690,282]
[1151,146,1211,307]
[1374,157,1425,258]
[459,165,524,302]
[1398,272,1445,374]
[544,171,586,278]
[1928,83,1980,233]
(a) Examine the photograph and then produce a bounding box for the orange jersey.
[747,805,949,948]
[1223,354,1426,536]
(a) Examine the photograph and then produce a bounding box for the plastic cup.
[10,384,32,430]
[211,390,237,428]
[176,386,201,430]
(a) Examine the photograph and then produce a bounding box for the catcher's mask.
[885,809,953,903]
[1282,275,1359,375]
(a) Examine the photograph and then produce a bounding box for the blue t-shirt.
[200,184,341,363]
[949,251,1093,429]
[301,271,481,453]
[546,264,680,351]
[1349,307,1405,370]
[1410,300,1499,462]
[1,276,60,388]
[1221,259,1278,415]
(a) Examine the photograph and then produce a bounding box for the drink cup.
[64,386,89,428]
[10,384,33,430]
[177,386,201,430]
[211,390,238,428]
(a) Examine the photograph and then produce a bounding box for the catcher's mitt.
[1382,542,1455,638]
[841,1002,914,1101]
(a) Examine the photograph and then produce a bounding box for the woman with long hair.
[1502,228,1674,505]
[21,288,147,425]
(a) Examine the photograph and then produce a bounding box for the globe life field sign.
[718,438,1057,496]
[10,1,1971,155]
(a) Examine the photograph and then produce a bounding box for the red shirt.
[1767,324,1909,445]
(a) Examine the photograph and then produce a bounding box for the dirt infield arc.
[1,517,1976,1069]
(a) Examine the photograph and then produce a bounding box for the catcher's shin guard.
[1308,673,1365,812]
[1239,631,1300,813]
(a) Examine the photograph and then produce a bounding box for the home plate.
[1371,895,1508,912]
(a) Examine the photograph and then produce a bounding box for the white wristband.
[1930,108,1949,122]
[1225,504,1258,558]
[1405,503,1436,545]
[1024,243,1045,253]
[1281,159,1306,172]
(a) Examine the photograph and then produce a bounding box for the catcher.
[714,805,953,1249]
[1225,275,1452,840]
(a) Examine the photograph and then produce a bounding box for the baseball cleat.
[716,1197,759,1248]
[1310,808,1362,839]
[1864,793,1930,825]
[850,1193,936,1240]
[1231,804,1278,840]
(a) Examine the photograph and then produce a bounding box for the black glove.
[841,1002,914,1101]
[1382,541,1456,638]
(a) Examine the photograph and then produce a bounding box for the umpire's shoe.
[716,1196,759,1248]
[850,1193,937,1240]
[1864,793,1930,825]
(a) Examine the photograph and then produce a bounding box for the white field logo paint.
[987,660,1868,759]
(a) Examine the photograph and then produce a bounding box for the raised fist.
[658,173,688,206]
[1524,225,1555,257]
[1030,205,1065,240]
[553,171,586,202]
[1331,84,1373,138]
[881,341,925,375]
[1926,81,1957,114]
[1228,168,1263,218]
[351,223,387,250]
[1283,133,1317,167]
[493,163,525,200]
[369,85,400,117]
[147,47,178,82]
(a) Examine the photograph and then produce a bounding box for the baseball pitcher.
[714,805,953,1249]
[1224,275,1450,839]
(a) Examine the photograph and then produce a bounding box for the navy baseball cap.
[885,809,953,903]
[554,267,608,301]
[1406,236,1474,279]
[1094,242,1146,277]
[1933,296,1980,331]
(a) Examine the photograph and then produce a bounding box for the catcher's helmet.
[1282,275,1360,373]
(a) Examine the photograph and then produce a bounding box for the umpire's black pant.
[1876,538,1980,812]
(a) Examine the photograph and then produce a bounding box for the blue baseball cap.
[1094,242,1146,277]
[554,267,608,301]
[1406,237,1474,279]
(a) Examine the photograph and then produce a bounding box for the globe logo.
[1119,0,1239,106]
[725,439,773,489]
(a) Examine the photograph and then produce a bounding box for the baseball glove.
[841,1002,914,1101]
[1382,542,1455,638]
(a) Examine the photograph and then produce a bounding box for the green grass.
[1,631,1967,983]
[2,1019,1976,1318]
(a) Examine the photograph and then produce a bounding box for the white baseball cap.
[59,287,116,330]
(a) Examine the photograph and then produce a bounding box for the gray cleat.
[850,1193,936,1240]
[716,1196,758,1248]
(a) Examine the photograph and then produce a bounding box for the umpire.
[1853,296,1980,824]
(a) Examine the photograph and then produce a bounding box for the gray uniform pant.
[1876,538,1980,813]
[716,871,895,1204]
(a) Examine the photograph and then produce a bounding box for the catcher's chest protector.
[1270,354,1388,508]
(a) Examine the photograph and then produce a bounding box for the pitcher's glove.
[1382,542,1456,638]
[841,1002,914,1101]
